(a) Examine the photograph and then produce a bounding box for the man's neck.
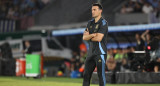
[95,15,102,23]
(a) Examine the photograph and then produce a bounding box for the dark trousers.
[83,54,106,86]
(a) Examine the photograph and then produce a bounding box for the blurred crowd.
[120,0,160,23]
[58,30,160,77]
[0,0,50,29]
[0,0,49,20]
[106,30,160,73]
[121,0,160,14]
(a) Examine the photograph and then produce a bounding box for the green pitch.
[0,77,160,86]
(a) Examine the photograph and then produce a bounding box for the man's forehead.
[92,6,99,9]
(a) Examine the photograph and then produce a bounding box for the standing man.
[83,3,108,86]
[23,41,33,54]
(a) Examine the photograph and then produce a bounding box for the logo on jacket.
[98,59,101,62]
[94,24,99,32]
[90,26,92,29]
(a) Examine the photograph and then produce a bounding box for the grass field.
[0,77,160,86]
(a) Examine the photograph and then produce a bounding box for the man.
[82,3,108,86]
[23,41,32,54]
[135,33,145,51]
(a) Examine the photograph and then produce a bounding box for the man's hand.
[141,30,150,41]
[91,33,96,37]
[91,33,104,42]
[83,30,96,41]
[84,31,89,35]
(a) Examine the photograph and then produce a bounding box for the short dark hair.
[92,3,103,10]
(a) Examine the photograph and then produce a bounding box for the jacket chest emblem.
[94,24,99,32]
[90,26,92,29]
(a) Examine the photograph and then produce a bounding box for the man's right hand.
[83,32,95,41]
[91,33,96,37]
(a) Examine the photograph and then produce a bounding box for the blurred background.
[0,0,160,85]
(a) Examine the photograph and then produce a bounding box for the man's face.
[135,34,140,40]
[25,41,30,47]
[92,6,102,18]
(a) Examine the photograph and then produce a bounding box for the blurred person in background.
[57,60,71,77]
[106,49,116,71]
[20,0,28,11]
[26,7,33,16]
[141,30,153,71]
[146,35,160,72]
[78,42,87,75]
[157,1,160,19]
[0,4,7,19]
[138,0,145,6]
[82,3,108,86]
[141,30,153,45]
[142,2,153,14]
[114,48,124,63]
[141,30,160,72]
[13,5,20,19]
[31,7,39,15]
[126,46,135,70]
[120,58,130,72]
[120,5,134,14]
[154,57,160,72]
[70,51,80,71]
[6,7,15,19]
[135,33,145,51]
[23,41,33,55]
[70,51,83,78]
[147,0,160,23]
[120,5,127,14]
[122,48,128,58]
[152,36,160,72]
[126,5,134,13]
[106,56,116,71]
[78,50,87,77]
[27,0,36,8]
[114,48,128,71]
[107,49,114,60]
[41,0,50,5]
[120,48,130,72]
[106,55,117,83]
[79,51,86,68]
[134,2,142,13]
[148,0,159,8]
[0,0,45,19]
[128,0,135,8]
